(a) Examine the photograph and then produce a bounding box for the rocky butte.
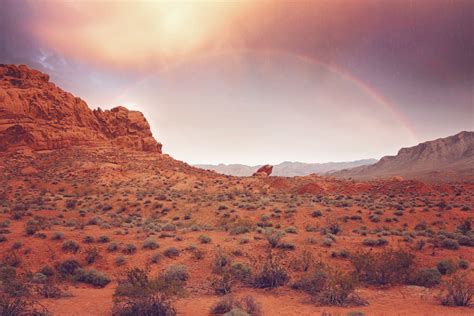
[252,164,273,176]
[0,64,162,153]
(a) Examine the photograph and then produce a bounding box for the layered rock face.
[0,64,162,153]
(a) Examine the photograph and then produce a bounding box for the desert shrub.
[211,271,235,295]
[277,242,296,250]
[362,238,388,247]
[198,235,212,244]
[440,239,460,250]
[0,265,30,297]
[84,247,102,264]
[51,232,65,240]
[230,226,250,235]
[56,259,82,278]
[437,260,457,275]
[292,264,365,307]
[0,235,6,243]
[410,268,441,288]
[314,270,364,306]
[368,214,380,223]
[438,273,474,306]
[62,240,80,253]
[322,237,333,247]
[458,260,469,270]
[253,252,289,289]
[212,251,230,274]
[98,235,110,243]
[231,263,252,285]
[38,266,54,278]
[112,268,183,316]
[151,253,163,264]
[285,226,297,234]
[107,242,119,252]
[0,293,49,316]
[457,219,472,235]
[122,244,137,255]
[162,223,176,231]
[265,231,283,248]
[322,221,341,235]
[190,247,205,260]
[112,295,176,316]
[115,256,126,266]
[83,235,95,243]
[164,247,180,258]
[240,296,261,315]
[34,280,67,299]
[75,268,111,287]
[351,249,414,285]
[163,265,189,283]
[143,238,159,250]
[211,296,239,314]
[210,295,261,315]
[292,269,327,294]
[311,210,322,217]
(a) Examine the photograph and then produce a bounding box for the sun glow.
[30,1,252,68]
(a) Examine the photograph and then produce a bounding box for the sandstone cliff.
[0,64,162,153]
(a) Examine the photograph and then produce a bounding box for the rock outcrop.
[0,64,162,153]
[252,164,273,176]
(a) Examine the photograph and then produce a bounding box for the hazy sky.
[1,0,472,164]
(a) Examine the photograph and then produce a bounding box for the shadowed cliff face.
[0,64,162,153]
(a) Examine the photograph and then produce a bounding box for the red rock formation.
[253,164,273,176]
[0,64,162,153]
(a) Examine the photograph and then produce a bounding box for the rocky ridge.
[0,64,162,153]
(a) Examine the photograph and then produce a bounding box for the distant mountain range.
[195,159,377,177]
[330,131,474,181]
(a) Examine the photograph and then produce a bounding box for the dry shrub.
[252,251,289,289]
[210,295,261,315]
[438,273,474,307]
[113,266,187,316]
[351,248,414,285]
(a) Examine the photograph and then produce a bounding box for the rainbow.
[112,48,418,142]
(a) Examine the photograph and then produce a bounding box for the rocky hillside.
[331,131,474,181]
[196,159,377,177]
[0,64,162,152]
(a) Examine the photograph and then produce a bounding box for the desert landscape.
[0,64,473,316]
[1,1,473,316]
